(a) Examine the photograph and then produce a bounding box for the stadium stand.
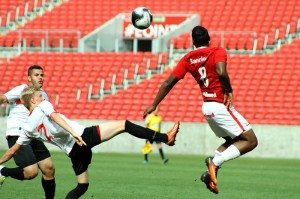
[0,0,299,51]
[0,0,299,125]
[0,51,167,116]
[171,0,299,51]
[0,38,299,124]
[0,0,53,28]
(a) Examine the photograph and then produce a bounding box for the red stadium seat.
[0,1,299,125]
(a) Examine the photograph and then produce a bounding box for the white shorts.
[202,102,252,138]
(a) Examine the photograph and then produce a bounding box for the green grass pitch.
[0,151,299,199]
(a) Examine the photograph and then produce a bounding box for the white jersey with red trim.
[16,100,85,155]
[4,84,49,136]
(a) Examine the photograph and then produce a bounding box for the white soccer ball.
[131,7,153,30]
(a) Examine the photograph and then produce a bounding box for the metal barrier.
[16,29,81,52]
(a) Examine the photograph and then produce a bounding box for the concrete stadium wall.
[0,117,299,159]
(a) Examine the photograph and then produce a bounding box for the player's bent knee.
[23,165,39,179]
[43,164,55,177]
[243,129,258,150]
[251,135,258,149]
[39,158,55,177]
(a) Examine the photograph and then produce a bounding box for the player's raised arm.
[0,143,21,164]
[50,112,87,146]
[143,74,180,118]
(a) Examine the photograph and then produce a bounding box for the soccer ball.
[131,7,153,30]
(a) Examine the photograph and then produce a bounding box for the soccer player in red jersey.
[143,26,258,194]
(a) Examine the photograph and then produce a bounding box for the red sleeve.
[171,57,188,79]
[214,47,227,63]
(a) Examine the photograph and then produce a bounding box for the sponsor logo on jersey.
[190,56,207,64]
[203,92,216,97]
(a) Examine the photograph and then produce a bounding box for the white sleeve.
[16,131,32,145]
[38,100,56,116]
[4,84,27,103]
[25,107,45,132]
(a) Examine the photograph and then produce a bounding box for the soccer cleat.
[166,121,180,146]
[0,165,5,189]
[200,171,219,194]
[163,158,169,164]
[205,157,219,185]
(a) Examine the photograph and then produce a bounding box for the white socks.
[212,145,241,166]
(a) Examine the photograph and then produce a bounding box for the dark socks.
[1,167,24,180]
[65,183,89,199]
[42,178,56,199]
[125,120,168,143]
[159,148,165,160]
[145,149,166,162]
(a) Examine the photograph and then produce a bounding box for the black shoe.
[200,171,219,194]
[205,157,219,185]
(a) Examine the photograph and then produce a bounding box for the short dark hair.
[28,65,43,76]
[192,26,210,47]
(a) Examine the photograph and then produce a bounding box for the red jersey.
[172,46,227,103]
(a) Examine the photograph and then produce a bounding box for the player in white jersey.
[143,26,258,194]
[0,65,55,199]
[0,86,180,199]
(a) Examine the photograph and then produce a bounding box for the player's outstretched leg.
[200,171,218,194]
[99,120,180,146]
[205,157,219,185]
[122,120,180,145]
